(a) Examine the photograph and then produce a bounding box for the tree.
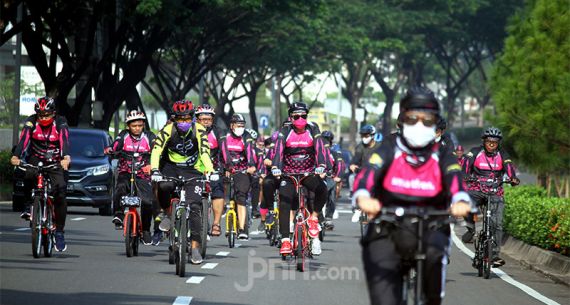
[491,0,570,195]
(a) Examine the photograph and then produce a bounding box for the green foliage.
[0,150,14,185]
[504,186,570,256]
[491,0,570,176]
[450,126,483,144]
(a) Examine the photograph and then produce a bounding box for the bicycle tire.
[474,236,483,277]
[200,198,209,258]
[228,215,235,248]
[296,224,305,272]
[43,203,54,257]
[177,217,188,277]
[31,197,42,259]
[125,215,134,257]
[168,201,177,265]
[483,238,492,279]
[132,215,140,257]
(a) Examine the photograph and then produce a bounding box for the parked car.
[12,128,115,215]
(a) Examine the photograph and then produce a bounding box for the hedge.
[0,149,14,185]
[503,186,570,256]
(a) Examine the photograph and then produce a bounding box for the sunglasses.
[292,114,307,120]
[175,117,193,123]
[402,114,437,127]
[38,113,54,119]
[484,139,499,144]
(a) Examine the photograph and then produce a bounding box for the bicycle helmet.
[195,103,215,117]
[359,124,376,135]
[322,130,334,142]
[400,86,440,113]
[35,96,56,114]
[125,110,146,123]
[288,102,309,116]
[481,127,502,139]
[171,100,194,117]
[456,145,464,151]
[246,128,258,140]
[230,114,246,124]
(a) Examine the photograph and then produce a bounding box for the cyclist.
[454,145,466,167]
[246,128,263,219]
[150,100,215,264]
[271,102,328,256]
[461,127,520,267]
[220,114,257,240]
[104,110,156,245]
[11,96,71,252]
[322,130,346,230]
[194,104,225,238]
[353,86,471,305]
[435,117,453,150]
[349,124,380,222]
[258,131,279,232]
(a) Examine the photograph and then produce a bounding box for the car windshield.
[69,132,107,158]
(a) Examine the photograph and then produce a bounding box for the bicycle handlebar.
[17,162,60,171]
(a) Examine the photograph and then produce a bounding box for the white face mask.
[435,135,442,142]
[362,137,372,145]
[233,127,245,137]
[402,122,436,148]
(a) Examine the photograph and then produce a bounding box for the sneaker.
[190,247,203,264]
[142,231,152,245]
[311,237,322,255]
[307,216,321,238]
[20,206,31,221]
[151,230,163,246]
[492,257,506,267]
[252,210,261,219]
[238,229,249,240]
[324,220,335,230]
[158,215,171,232]
[257,220,265,232]
[280,239,292,254]
[332,210,339,220]
[462,228,474,243]
[351,210,361,223]
[112,216,123,230]
[54,231,67,252]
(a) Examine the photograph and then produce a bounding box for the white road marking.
[215,251,230,256]
[186,276,205,284]
[70,217,86,221]
[172,296,192,305]
[201,263,218,269]
[249,230,261,235]
[15,228,30,231]
[235,243,242,248]
[336,210,353,214]
[450,224,561,305]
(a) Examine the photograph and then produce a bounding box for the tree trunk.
[248,91,259,131]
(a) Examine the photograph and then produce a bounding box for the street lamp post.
[12,3,23,147]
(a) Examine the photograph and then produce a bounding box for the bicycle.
[224,169,251,247]
[265,188,281,247]
[281,172,315,272]
[161,174,208,277]
[18,162,59,258]
[375,206,454,305]
[108,151,148,257]
[469,177,512,279]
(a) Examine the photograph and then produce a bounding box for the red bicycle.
[282,172,314,272]
[19,162,59,258]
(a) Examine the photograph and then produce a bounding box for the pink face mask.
[293,118,307,130]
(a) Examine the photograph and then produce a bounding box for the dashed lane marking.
[201,263,218,270]
[173,296,192,305]
[15,228,30,231]
[215,251,230,256]
[71,217,86,221]
[186,277,205,284]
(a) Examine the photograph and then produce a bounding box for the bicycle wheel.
[227,214,236,248]
[296,225,305,272]
[200,198,209,258]
[31,197,42,259]
[176,217,188,277]
[125,215,134,257]
[43,203,54,257]
[474,235,483,277]
[483,238,492,279]
[132,215,140,257]
[168,201,177,265]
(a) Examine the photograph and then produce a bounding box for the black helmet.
[400,86,440,113]
[322,130,334,142]
[230,114,246,124]
[359,124,376,135]
[436,118,447,131]
[481,127,502,139]
[288,102,309,116]
[35,96,56,114]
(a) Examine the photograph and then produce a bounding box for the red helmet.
[456,145,464,151]
[171,100,194,117]
[35,96,56,114]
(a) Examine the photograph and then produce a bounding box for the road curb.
[502,234,570,287]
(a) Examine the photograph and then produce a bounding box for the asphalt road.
[0,195,568,305]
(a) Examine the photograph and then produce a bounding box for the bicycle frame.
[283,173,313,271]
[266,188,281,247]
[225,174,238,247]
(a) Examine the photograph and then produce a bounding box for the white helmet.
[125,110,146,123]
